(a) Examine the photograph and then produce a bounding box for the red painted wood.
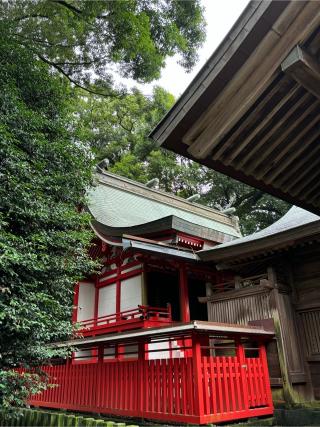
[222,356,230,413]
[259,343,274,409]
[229,357,236,412]
[202,357,210,414]
[98,267,143,287]
[216,357,223,414]
[192,334,204,417]
[77,304,172,337]
[24,337,273,425]
[234,357,242,411]
[236,343,249,411]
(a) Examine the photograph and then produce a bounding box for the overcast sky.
[128,0,249,98]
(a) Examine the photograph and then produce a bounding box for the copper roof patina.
[87,171,241,242]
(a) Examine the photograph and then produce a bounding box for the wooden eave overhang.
[198,219,320,263]
[91,215,236,243]
[91,221,200,260]
[150,1,320,214]
[50,320,274,349]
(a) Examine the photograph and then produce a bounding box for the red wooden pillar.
[236,340,249,411]
[179,263,190,322]
[192,332,204,420]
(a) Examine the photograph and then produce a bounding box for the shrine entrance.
[146,270,181,321]
[188,277,208,321]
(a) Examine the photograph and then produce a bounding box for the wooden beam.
[185,2,320,159]
[281,45,320,100]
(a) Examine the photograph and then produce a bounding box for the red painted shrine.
[27,171,274,424]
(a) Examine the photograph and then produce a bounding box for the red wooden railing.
[25,343,273,425]
[78,305,172,336]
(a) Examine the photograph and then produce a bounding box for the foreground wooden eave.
[198,220,320,263]
[50,320,274,349]
[151,0,320,214]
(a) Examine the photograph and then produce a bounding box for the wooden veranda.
[24,322,274,425]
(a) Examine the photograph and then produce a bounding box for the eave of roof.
[198,207,320,262]
[50,320,274,349]
[150,1,320,215]
[91,221,200,261]
[150,0,280,144]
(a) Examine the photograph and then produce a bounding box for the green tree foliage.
[2,0,205,95]
[0,1,207,409]
[0,39,97,409]
[76,87,289,235]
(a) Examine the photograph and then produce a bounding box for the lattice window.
[299,309,320,356]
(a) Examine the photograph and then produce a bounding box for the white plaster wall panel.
[77,282,95,322]
[120,275,142,312]
[148,340,183,359]
[98,283,116,322]
[148,341,170,359]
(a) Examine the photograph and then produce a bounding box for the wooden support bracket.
[281,45,320,100]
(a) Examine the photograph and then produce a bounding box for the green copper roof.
[87,172,241,241]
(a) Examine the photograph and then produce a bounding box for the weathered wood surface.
[206,249,320,401]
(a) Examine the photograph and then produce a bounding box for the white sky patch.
[120,0,249,98]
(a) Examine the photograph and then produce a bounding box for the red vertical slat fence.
[25,345,273,425]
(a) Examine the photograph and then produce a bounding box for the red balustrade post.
[192,332,204,421]
[259,342,274,409]
[236,339,249,411]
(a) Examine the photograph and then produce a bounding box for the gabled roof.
[199,206,320,262]
[87,172,241,242]
[150,0,320,215]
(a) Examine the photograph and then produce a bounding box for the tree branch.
[51,0,83,16]
[37,54,120,98]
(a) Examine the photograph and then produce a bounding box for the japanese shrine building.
[27,0,320,422]
[151,0,320,406]
[28,171,274,424]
